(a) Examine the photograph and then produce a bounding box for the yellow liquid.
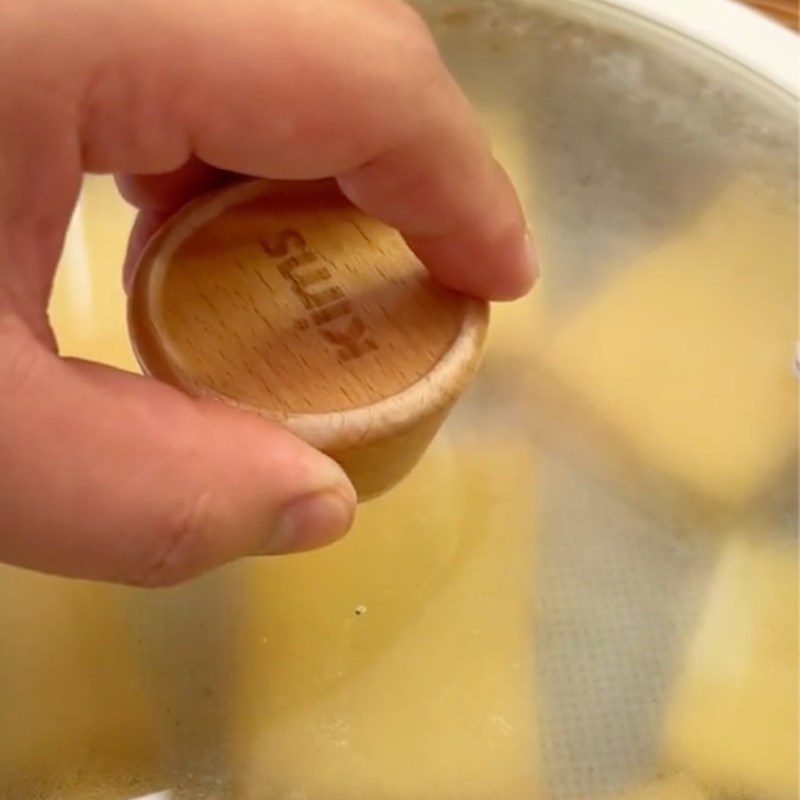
[233,442,540,799]
[0,568,165,799]
[615,773,707,800]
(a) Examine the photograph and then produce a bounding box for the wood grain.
[129,179,488,500]
[741,0,799,29]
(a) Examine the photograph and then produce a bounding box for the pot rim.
[593,0,799,96]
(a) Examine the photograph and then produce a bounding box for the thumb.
[0,333,356,586]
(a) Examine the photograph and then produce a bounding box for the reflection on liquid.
[7,0,799,798]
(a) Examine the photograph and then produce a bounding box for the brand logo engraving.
[260,230,378,363]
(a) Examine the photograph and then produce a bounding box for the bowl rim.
[127,178,491,450]
[592,0,799,96]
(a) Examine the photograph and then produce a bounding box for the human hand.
[0,0,535,586]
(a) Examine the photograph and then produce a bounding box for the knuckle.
[0,326,48,398]
[389,1,435,41]
[388,10,462,122]
[372,1,440,72]
[133,485,215,588]
[396,7,441,68]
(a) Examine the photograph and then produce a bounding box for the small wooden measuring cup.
[128,179,488,500]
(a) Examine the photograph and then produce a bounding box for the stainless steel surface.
[1,1,797,798]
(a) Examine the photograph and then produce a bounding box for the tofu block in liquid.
[50,176,139,372]
[233,441,540,800]
[663,535,799,800]
[533,177,797,510]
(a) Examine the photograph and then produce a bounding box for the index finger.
[79,0,537,299]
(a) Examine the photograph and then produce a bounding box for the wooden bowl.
[128,179,488,500]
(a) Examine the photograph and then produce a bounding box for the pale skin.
[0,0,535,587]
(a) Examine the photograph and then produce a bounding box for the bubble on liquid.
[325,718,352,749]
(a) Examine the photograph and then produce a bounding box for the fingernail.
[264,490,356,555]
